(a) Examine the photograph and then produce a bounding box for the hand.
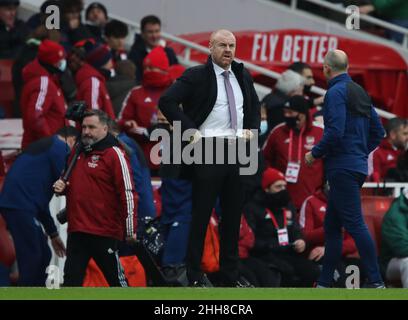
[51,236,66,258]
[189,130,202,144]
[313,96,324,106]
[293,239,306,253]
[359,4,375,15]
[308,246,325,261]
[53,179,68,195]
[305,151,315,166]
[126,233,137,245]
[125,120,139,130]
[242,129,254,141]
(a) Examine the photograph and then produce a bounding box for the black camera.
[65,101,87,122]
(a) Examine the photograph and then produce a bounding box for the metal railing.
[110,13,396,119]
[286,0,408,48]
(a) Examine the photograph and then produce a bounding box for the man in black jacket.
[159,29,260,287]
[0,0,28,59]
[129,15,178,83]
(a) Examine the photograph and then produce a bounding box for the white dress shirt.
[199,62,244,137]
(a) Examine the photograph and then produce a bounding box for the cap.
[284,95,310,114]
[262,168,286,189]
[38,39,65,65]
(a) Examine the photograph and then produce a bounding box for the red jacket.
[66,136,137,240]
[117,85,167,170]
[299,190,358,257]
[20,59,67,149]
[239,215,255,259]
[370,139,402,182]
[75,63,115,119]
[262,120,324,209]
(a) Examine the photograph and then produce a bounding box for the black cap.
[284,95,310,114]
[85,2,108,20]
[0,0,20,6]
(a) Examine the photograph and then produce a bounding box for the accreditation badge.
[277,228,289,246]
[285,161,300,183]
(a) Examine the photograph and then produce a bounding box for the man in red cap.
[117,46,184,171]
[243,167,320,287]
[21,39,68,148]
[75,42,115,119]
[263,95,324,209]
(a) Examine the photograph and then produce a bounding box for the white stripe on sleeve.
[35,76,49,111]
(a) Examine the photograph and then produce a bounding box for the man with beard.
[244,167,320,287]
[53,110,137,287]
[263,95,324,209]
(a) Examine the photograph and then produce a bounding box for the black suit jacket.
[159,56,260,132]
[158,57,260,179]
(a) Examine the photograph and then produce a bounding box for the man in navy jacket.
[305,50,385,288]
[0,126,77,286]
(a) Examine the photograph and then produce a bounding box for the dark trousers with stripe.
[318,169,383,286]
[186,138,246,284]
[64,232,128,287]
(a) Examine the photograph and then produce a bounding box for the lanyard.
[266,208,287,230]
[288,127,305,163]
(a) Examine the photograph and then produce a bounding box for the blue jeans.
[318,169,383,286]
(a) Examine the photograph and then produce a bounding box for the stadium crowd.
[0,0,407,288]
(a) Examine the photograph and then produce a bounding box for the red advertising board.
[170,29,408,118]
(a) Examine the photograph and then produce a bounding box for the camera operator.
[53,109,138,287]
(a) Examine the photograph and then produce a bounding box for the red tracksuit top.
[262,119,324,209]
[75,63,116,119]
[20,59,68,149]
[117,85,167,170]
[66,141,137,240]
[299,190,358,257]
[370,139,402,182]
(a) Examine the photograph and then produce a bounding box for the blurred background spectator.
[104,19,129,62]
[129,15,179,83]
[85,1,108,43]
[0,0,28,59]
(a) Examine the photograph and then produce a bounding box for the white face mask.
[58,59,67,72]
[260,120,268,136]
[110,68,116,78]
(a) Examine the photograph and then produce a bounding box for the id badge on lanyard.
[277,228,289,246]
[266,209,289,246]
[285,128,304,184]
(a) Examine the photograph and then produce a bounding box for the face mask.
[58,59,67,72]
[304,85,312,95]
[260,120,268,136]
[143,70,172,88]
[110,68,116,78]
[264,190,290,209]
[284,116,298,129]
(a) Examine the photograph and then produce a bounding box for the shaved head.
[210,29,235,46]
[324,50,349,72]
[209,29,236,70]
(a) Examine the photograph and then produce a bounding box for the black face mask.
[264,190,291,209]
[304,85,312,95]
[284,116,298,129]
[98,67,113,80]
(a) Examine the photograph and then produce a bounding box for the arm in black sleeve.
[158,68,198,131]
[37,208,58,237]
[244,69,261,130]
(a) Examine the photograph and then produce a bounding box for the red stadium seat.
[361,196,394,253]
[0,59,15,118]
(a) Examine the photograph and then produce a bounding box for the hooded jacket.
[66,133,137,240]
[20,59,67,149]
[380,193,408,273]
[75,63,115,119]
[262,116,324,209]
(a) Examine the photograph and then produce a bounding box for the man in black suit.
[159,29,260,287]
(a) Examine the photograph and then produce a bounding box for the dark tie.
[222,71,238,131]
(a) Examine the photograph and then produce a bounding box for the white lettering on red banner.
[251,33,338,64]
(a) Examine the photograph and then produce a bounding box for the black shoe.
[188,274,213,288]
[362,282,386,289]
[218,276,254,288]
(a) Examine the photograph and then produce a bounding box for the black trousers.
[63,232,128,287]
[186,138,247,284]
